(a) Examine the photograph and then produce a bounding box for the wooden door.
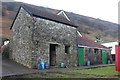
[78,47,84,65]
[102,50,107,64]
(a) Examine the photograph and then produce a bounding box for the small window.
[65,46,70,54]
[94,49,99,54]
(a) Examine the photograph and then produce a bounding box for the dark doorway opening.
[112,54,115,61]
[49,44,57,66]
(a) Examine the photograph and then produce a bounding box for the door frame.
[49,44,57,66]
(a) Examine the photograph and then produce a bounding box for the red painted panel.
[115,45,120,71]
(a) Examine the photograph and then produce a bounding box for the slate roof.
[77,37,110,50]
[10,4,78,29]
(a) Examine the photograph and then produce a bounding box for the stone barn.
[77,36,113,66]
[10,4,78,68]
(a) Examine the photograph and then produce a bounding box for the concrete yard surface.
[1,57,40,77]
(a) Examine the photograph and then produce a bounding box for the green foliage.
[95,34,101,40]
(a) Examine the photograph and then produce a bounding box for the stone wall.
[11,8,33,68]
[11,7,78,68]
[84,48,101,65]
[31,16,78,68]
[84,48,112,65]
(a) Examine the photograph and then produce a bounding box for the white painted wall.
[101,42,118,54]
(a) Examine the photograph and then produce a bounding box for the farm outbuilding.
[9,3,113,69]
[77,36,113,66]
[101,41,119,61]
[10,4,78,68]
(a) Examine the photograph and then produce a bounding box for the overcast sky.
[3,0,119,24]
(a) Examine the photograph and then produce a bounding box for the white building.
[101,41,119,61]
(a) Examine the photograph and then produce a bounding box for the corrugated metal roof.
[77,37,110,50]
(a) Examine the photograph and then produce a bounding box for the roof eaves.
[78,45,110,50]
[101,41,120,43]
[32,14,78,28]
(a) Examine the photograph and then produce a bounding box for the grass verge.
[3,66,120,79]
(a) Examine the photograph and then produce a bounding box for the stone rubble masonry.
[11,7,78,68]
[84,48,112,65]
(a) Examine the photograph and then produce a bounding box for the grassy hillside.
[66,12,118,41]
[1,2,118,41]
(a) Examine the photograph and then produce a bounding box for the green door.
[102,50,107,64]
[78,47,84,65]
